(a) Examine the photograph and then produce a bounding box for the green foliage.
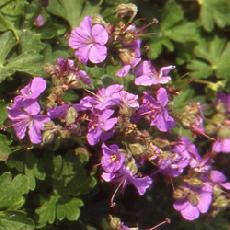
[149,0,198,59]
[199,0,230,32]
[188,36,230,79]
[0,0,230,229]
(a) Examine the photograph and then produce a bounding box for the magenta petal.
[197,192,212,213]
[135,75,154,86]
[181,205,200,221]
[75,45,90,64]
[13,120,27,139]
[103,118,117,131]
[156,88,169,106]
[28,122,42,144]
[92,24,108,44]
[79,16,92,36]
[210,170,226,183]
[116,65,131,78]
[221,183,230,190]
[89,44,107,63]
[173,200,189,211]
[102,172,116,182]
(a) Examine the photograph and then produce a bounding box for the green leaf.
[172,89,195,113]
[149,0,198,58]
[199,0,230,32]
[187,36,230,79]
[0,13,19,42]
[35,194,58,228]
[0,172,29,210]
[0,32,16,65]
[47,0,100,28]
[7,152,46,191]
[0,211,34,230]
[0,100,7,126]
[0,134,11,161]
[56,197,83,221]
[20,30,45,53]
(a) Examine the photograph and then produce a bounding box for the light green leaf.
[20,31,45,54]
[149,0,198,58]
[0,32,16,65]
[0,211,34,230]
[35,194,58,228]
[0,172,29,210]
[56,197,83,221]
[187,36,230,79]
[199,0,230,32]
[47,0,100,28]
[7,152,46,191]
[0,100,7,126]
[0,134,11,161]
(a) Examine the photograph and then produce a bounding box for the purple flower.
[119,91,139,109]
[173,137,201,168]
[48,104,70,119]
[173,183,213,221]
[209,170,230,190]
[34,14,45,27]
[102,166,152,196]
[87,109,117,145]
[56,58,92,86]
[116,57,141,78]
[69,16,108,64]
[135,88,175,132]
[212,138,230,154]
[8,100,50,144]
[76,84,123,111]
[159,138,201,177]
[135,61,175,86]
[16,77,46,103]
[101,143,125,173]
[217,93,230,114]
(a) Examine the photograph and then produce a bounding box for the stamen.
[110,181,123,207]
[147,218,171,230]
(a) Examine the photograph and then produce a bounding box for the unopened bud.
[173,188,187,199]
[217,126,230,139]
[109,215,121,230]
[128,143,145,156]
[188,193,199,206]
[66,107,77,125]
[211,114,225,125]
[184,177,203,186]
[118,48,135,64]
[115,3,138,22]
[126,158,138,174]
[214,195,229,208]
[43,130,55,144]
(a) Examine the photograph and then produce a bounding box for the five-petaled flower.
[69,16,109,64]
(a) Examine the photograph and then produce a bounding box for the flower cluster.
[7,5,230,228]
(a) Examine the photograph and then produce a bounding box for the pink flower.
[135,61,175,86]
[69,16,108,64]
[212,138,230,154]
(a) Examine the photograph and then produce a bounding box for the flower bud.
[211,114,225,125]
[184,177,203,186]
[43,130,55,144]
[118,48,135,65]
[34,14,45,27]
[115,3,138,21]
[126,158,138,174]
[128,143,145,156]
[213,195,229,208]
[109,215,121,230]
[188,192,199,206]
[173,188,187,199]
[66,107,77,125]
[217,126,230,138]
